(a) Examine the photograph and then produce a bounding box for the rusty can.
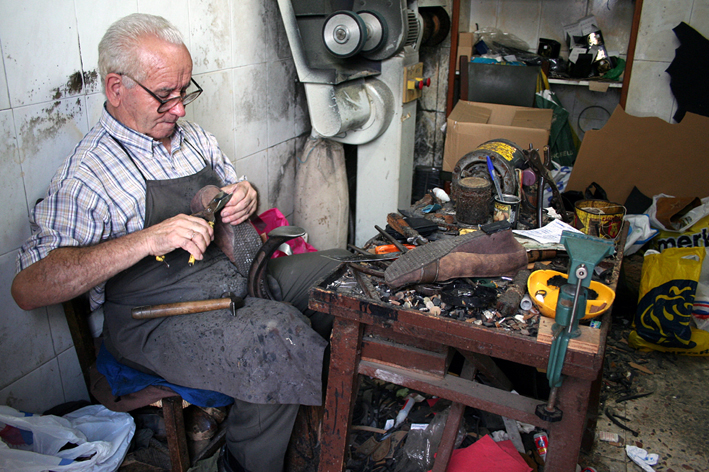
[455,176,492,225]
[573,199,626,239]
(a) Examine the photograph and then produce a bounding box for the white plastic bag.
[0,404,135,472]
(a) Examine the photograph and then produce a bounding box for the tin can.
[534,432,548,462]
[494,194,521,228]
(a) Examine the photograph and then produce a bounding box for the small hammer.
[131,292,244,319]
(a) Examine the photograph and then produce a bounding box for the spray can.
[534,432,548,462]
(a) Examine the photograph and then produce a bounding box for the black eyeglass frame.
[122,74,203,113]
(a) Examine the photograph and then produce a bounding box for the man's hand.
[11,213,215,311]
[143,213,214,261]
[220,180,257,225]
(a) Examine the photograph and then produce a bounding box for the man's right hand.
[143,213,215,262]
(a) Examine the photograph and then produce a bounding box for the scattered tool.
[523,145,568,223]
[375,224,410,253]
[187,191,233,266]
[486,155,504,199]
[247,225,307,299]
[605,407,639,437]
[386,213,428,245]
[131,292,244,319]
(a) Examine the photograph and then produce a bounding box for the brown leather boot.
[190,185,262,277]
[384,230,528,289]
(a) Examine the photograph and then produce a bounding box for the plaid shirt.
[17,106,238,308]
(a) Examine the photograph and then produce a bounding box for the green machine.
[536,230,615,422]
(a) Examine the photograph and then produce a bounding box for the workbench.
[309,226,627,472]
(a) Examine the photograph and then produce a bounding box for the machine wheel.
[322,11,367,58]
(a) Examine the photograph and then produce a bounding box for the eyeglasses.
[122,74,203,113]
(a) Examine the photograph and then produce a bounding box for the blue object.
[486,155,504,198]
[96,344,234,407]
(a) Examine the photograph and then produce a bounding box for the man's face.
[116,36,194,141]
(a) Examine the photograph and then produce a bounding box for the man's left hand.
[220,180,257,225]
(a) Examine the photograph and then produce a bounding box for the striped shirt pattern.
[16,106,238,308]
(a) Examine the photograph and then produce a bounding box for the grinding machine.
[277,0,448,245]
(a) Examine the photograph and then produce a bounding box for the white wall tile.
[15,97,89,211]
[85,93,106,128]
[496,0,543,51]
[0,51,10,111]
[0,110,30,254]
[189,0,233,74]
[267,59,296,147]
[0,0,82,107]
[267,139,296,216]
[232,0,269,67]
[233,64,269,160]
[264,0,292,63]
[588,0,636,56]
[57,348,90,404]
[74,0,138,96]
[689,0,709,38]
[635,0,691,62]
[468,0,500,32]
[233,150,269,215]
[0,358,65,414]
[0,252,54,388]
[539,0,587,56]
[190,69,236,160]
[625,60,675,121]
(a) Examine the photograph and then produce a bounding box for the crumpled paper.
[625,445,659,472]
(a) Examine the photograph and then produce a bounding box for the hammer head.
[221,292,244,316]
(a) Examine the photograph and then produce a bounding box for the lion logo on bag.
[635,281,697,348]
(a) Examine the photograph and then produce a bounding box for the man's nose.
[167,100,187,117]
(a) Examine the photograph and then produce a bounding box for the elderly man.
[12,13,344,472]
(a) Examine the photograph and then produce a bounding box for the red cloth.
[255,208,318,258]
[443,435,532,472]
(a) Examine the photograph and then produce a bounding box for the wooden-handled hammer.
[131,292,244,319]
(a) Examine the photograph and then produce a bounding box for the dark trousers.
[225,248,349,472]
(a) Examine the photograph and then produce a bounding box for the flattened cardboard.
[456,32,475,71]
[567,106,709,203]
[443,101,553,172]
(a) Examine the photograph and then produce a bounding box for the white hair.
[98,13,185,91]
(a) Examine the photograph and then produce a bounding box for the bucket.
[455,176,492,225]
[573,200,626,239]
[494,194,521,228]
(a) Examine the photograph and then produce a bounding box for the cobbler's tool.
[536,231,614,422]
[386,213,428,245]
[247,226,307,299]
[132,292,243,319]
[187,191,233,266]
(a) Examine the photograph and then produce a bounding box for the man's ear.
[105,73,124,107]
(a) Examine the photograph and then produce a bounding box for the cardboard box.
[456,32,475,71]
[567,106,709,203]
[442,101,553,172]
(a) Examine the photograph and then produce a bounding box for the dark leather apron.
[101,140,326,406]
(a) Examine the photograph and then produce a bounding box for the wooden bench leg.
[163,396,190,472]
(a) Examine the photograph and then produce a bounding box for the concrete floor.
[579,326,709,472]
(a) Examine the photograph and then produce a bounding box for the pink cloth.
[255,208,318,258]
[443,435,532,472]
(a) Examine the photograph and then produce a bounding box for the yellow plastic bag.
[629,247,709,355]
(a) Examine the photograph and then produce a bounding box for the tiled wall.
[0,0,308,413]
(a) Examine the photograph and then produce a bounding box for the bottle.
[534,431,548,462]
[394,396,416,427]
